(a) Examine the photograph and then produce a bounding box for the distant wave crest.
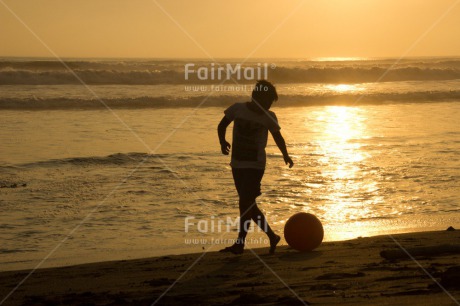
[1,59,460,85]
[21,152,167,167]
[2,91,460,109]
[272,66,460,83]
[0,69,180,85]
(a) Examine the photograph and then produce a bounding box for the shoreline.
[1,230,459,305]
[2,216,458,273]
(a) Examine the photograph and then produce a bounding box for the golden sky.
[1,0,460,58]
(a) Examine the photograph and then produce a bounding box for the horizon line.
[1,55,460,61]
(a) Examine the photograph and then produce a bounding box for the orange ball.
[284,212,324,252]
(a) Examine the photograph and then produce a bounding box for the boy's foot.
[269,234,281,254]
[219,244,244,255]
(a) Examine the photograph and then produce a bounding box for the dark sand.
[1,230,459,305]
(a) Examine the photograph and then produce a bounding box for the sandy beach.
[1,229,459,305]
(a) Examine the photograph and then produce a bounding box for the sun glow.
[312,57,368,62]
[326,84,363,93]
[322,106,364,141]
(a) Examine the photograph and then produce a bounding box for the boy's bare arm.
[218,116,232,155]
[271,131,294,168]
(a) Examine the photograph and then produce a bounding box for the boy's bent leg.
[251,204,280,254]
[269,234,281,254]
[251,204,274,237]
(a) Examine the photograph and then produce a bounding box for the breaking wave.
[1,91,460,109]
[20,152,170,167]
[1,58,460,85]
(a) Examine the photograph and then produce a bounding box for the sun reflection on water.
[325,84,363,93]
[308,106,383,239]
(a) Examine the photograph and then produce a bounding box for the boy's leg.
[219,197,253,254]
[237,197,256,245]
[231,168,259,248]
[222,167,280,254]
[251,204,275,237]
[251,203,280,254]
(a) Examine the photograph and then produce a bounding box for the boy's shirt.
[224,102,281,169]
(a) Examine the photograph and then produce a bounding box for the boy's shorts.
[232,167,265,201]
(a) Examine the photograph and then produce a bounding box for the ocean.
[0,57,459,270]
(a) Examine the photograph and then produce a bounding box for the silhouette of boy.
[217,80,294,254]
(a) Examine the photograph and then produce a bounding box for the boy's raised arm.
[218,116,232,155]
[271,131,294,168]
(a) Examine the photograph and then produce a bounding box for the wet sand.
[1,230,459,305]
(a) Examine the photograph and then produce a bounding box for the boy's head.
[251,80,278,110]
